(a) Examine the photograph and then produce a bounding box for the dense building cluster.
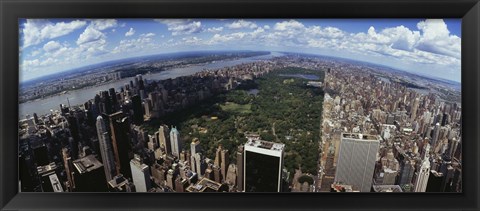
[18,58,291,192]
[319,63,462,192]
[18,53,462,193]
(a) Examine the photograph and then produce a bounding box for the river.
[19,52,284,119]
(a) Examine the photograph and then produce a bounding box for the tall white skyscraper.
[130,155,151,192]
[170,127,182,157]
[334,133,380,192]
[414,156,431,192]
[96,116,116,182]
[244,139,284,192]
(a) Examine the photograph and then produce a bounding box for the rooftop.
[372,185,403,192]
[186,178,225,192]
[342,133,379,141]
[72,155,103,174]
[245,139,285,152]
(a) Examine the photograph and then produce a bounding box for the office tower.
[244,139,285,192]
[169,127,182,157]
[214,145,229,181]
[61,148,75,191]
[221,149,229,181]
[131,94,143,125]
[37,163,64,192]
[32,144,49,166]
[193,152,206,177]
[413,156,431,192]
[398,158,416,186]
[236,145,244,192]
[426,170,444,192]
[431,123,441,148]
[411,97,420,122]
[109,88,119,111]
[96,116,117,182]
[158,125,170,155]
[334,133,380,192]
[72,155,108,192]
[130,155,151,192]
[151,163,166,186]
[108,174,134,192]
[166,169,175,190]
[109,112,132,178]
[190,138,201,173]
[67,116,80,159]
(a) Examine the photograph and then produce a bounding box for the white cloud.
[226,20,258,29]
[77,27,105,45]
[274,20,304,31]
[43,41,62,52]
[125,28,135,37]
[89,19,118,30]
[140,33,156,37]
[416,19,461,58]
[155,19,203,36]
[22,19,87,48]
[207,27,224,33]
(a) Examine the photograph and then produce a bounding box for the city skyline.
[20,19,461,83]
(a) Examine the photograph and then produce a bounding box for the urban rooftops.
[72,155,103,174]
[245,139,285,152]
[342,133,379,141]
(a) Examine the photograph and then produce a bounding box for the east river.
[19,52,284,119]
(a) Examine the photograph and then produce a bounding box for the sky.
[19,19,462,83]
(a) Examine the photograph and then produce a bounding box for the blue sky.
[19,19,461,82]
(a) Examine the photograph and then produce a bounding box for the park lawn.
[220,102,252,114]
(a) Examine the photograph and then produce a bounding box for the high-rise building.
[431,123,441,149]
[236,145,244,192]
[158,125,170,155]
[96,116,117,182]
[109,112,132,178]
[334,133,380,192]
[413,156,431,192]
[426,170,444,192]
[131,94,143,125]
[169,127,182,157]
[244,139,285,192]
[411,97,420,122]
[214,145,229,182]
[72,155,107,192]
[130,155,151,192]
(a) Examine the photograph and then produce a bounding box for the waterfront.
[19,52,283,119]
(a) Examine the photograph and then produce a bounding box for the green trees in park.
[144,67,325,177]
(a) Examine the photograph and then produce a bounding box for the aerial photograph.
[18,19,462,192]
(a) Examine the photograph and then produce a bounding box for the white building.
[96,116,116,181]
[334,133,380,192]
[130,155,151,192]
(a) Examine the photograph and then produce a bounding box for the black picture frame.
[1,0,479,210]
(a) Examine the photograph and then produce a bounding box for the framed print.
[1,0,480,210]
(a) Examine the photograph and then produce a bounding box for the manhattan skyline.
[19,19,461,83]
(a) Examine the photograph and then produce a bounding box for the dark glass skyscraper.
[244,139,284,192]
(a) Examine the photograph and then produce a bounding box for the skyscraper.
[130,155,151,192]
[109,112,132,178]
[411,97,420,122]
[158,125,170,155]
[431,123,441,149]
[334,133,380,192]
[96,116,117,182]
[244,139,285,192]
[414,156,431,192]
[169,127,182,157]
[72,155,107,192]
[131,94,143,125]
[236,145,244,192]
